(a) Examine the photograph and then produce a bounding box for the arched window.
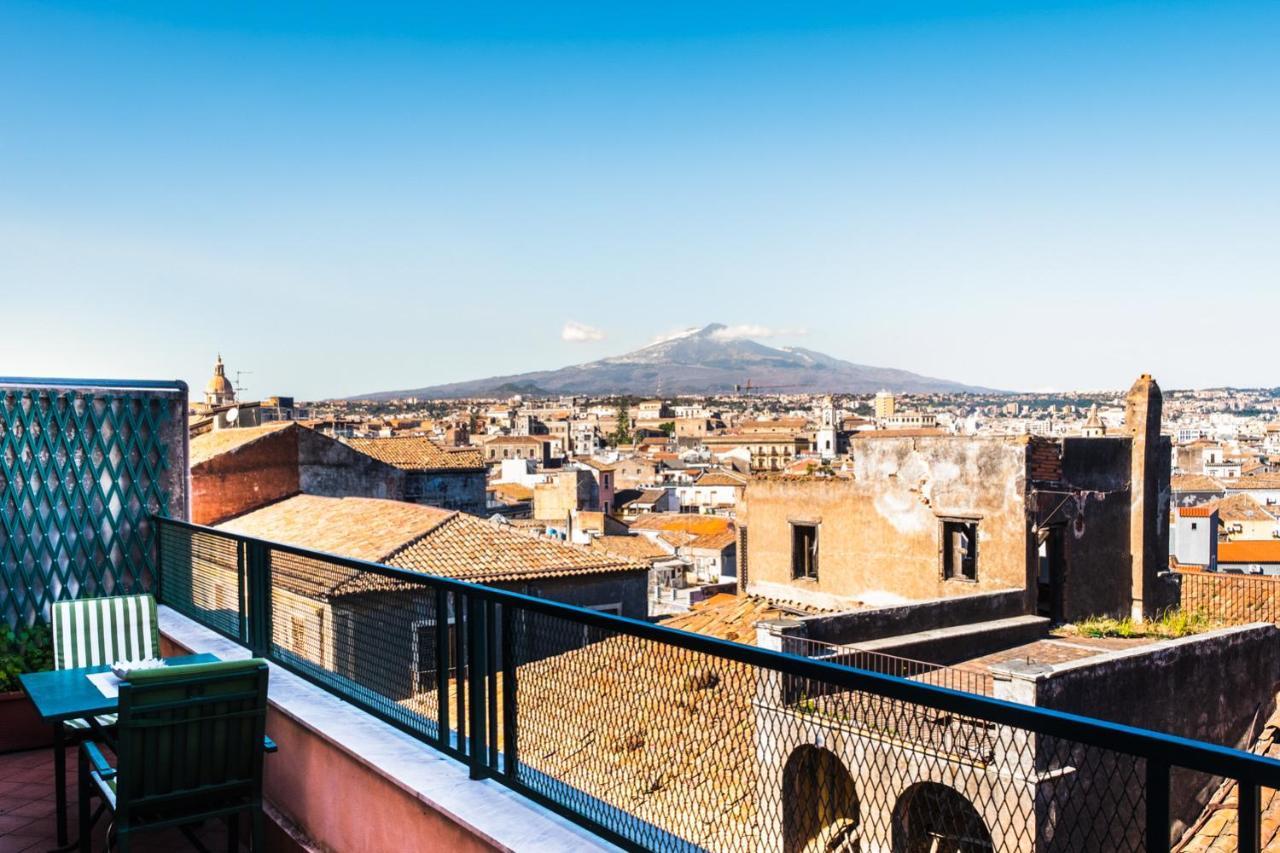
[782,745,859,853]
[892,782,993,852]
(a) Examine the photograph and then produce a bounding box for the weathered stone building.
[739,376,1172,622]
[189,422,406,525]
[345,435,487,515]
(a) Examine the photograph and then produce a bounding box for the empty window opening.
[942,520,978,581]
[792,523,819,580]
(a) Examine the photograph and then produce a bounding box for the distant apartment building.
[703,431,807,473]
[874,390,896,419]
[482,434,553,466]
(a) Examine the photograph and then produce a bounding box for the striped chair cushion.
[51,594,160,670]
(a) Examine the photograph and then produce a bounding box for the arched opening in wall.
[892,782,993,853]
[782,745,860,853]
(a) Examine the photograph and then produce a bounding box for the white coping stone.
[158,606,616,853]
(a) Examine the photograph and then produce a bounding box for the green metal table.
[18,654,219,848]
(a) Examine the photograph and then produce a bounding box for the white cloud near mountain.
[561,321,605,343]
[710,324,808,341]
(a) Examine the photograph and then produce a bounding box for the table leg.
[53,723,67,846]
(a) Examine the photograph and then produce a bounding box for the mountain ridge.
[349,324,1001,399]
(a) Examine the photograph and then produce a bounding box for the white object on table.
[87,671,123,699]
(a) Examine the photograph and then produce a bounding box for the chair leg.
[227,813,240,853]
[250,809,264,853]
[78,749,92,853]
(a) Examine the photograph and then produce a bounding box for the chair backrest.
[51,594,160,670]
[115,659,269,826]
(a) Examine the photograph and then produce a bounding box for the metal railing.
[157,517,1280,853]
[1179,569,1280,625]
[775,632,996,696]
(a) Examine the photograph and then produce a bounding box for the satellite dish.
[226,407,240,424]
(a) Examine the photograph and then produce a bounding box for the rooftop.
[345,435,485,471]
[189,422,294,467]
[218,494,645,584]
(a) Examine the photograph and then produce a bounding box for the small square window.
[791,523,819,580]
[942,520,978,581]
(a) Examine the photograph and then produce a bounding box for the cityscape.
[3,3,1280,853]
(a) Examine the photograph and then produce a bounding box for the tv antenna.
[234,370,253,397]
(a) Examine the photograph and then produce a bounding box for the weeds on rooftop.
[1063,608,1218,640]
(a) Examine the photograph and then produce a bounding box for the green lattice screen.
[0,378,188,628]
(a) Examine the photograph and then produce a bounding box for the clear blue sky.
[2,2,1277,398]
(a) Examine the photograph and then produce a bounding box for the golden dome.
[205,355,235,398]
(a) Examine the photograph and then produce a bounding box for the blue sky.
[1,2,1277,398]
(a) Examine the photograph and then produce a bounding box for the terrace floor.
[0,746,246,852]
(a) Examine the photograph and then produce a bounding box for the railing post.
[1239,780,1261,853]
[1146,760,1170,853]
[467,593,488,780]
[501,602,518,781]
[245,539,271,657]
[237,540,250,647]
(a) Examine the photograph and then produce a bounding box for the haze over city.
[3,1,1279,397]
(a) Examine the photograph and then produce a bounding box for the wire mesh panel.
[504,604,1177,853]
[264,544,455,748]
[158,522,242,640]
[0,379,188,628]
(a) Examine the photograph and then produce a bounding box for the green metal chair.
[78,659,271,853]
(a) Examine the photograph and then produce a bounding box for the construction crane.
[733,379,805,395]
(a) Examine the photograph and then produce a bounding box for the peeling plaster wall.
[743,437,1034,607]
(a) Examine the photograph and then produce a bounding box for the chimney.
[1125,374,1172,619]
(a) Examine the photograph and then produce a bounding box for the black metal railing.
[157,518,1280,853]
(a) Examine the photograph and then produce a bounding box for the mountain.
[350,324,999,399]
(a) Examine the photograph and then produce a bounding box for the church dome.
[205,355,235,399]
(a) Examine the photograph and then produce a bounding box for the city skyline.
[2,1,1278,398]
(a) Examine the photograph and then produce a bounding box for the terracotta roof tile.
[345,435,485,471]
[189,423,293,467]
[1172,475,1227,493]
[217,494,644,590]
[387,515,644,583]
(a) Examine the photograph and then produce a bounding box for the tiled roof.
[686,528,738,551]
[481,435,546,445]
[623,489,668,507]
[1210,493,1276,523]
[1172,475,1227,493]
[488,482,533,502]
[1217,541,1280,564]
[189,423,293,467]
[1225,473,1280,491]
[694,471,748,487]
[585,534,672,563]
[218,494,453,563]
[628,513,733,537]
[386,514,644,583]
[345,435,485,471]
[662,594,832,645]
[217,494,644,591]
[1178,506,1216,518]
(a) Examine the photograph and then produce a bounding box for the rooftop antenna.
[234,370,253,398]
